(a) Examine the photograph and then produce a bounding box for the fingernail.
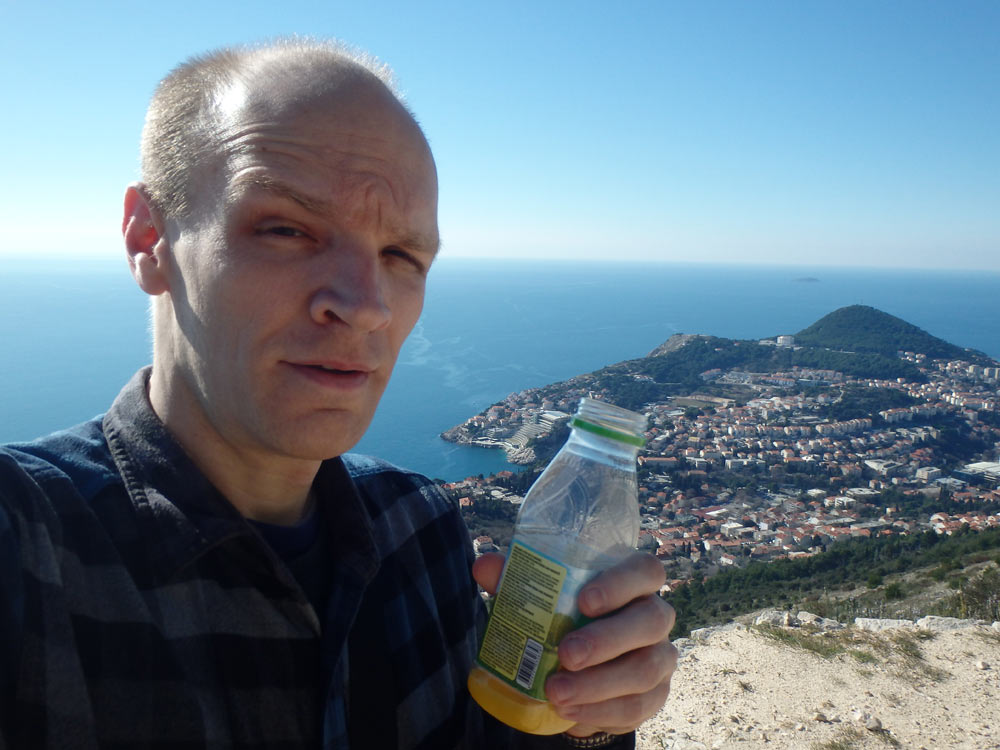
[582,586,605,614]
[560,636,592,669]
[547,674,575,704]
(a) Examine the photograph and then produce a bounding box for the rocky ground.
[637,613,1000,750]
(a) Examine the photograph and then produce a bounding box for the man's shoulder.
[340,453,466,551]
[341,452,432,481]
[341,453,445,502]
[0,417,121,508]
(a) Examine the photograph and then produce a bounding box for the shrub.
[959,564,1000,621]
[884,582,905,601]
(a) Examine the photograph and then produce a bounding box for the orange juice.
[467,665,575,735]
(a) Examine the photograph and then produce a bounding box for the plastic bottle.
[467,397,646,734]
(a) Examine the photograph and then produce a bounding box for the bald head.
[140,39,422,221]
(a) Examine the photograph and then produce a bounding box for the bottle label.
[476,540,592,700]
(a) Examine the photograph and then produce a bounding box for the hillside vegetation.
[667,527,1000,637]
[794,304,990,362]
[581,336,925,411]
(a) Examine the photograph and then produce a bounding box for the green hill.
[794,305,988,362]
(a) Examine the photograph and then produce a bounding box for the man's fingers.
[559,680,672,736]
[552,658,674,733]
[557,595,675,671]
[578,552,666,617]
[471,552,505,595]
[548,639,678,707]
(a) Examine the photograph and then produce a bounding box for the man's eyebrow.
[230,174,440,255]
[394,230,441,257]
[228,175,332,216]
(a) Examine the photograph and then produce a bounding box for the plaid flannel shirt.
[0,370,633,750]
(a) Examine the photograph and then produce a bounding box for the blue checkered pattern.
[0,369,633,749]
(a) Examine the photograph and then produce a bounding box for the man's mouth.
[305,364,358,374]
[286,361,372,388]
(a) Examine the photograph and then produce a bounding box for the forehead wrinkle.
[227,174,332,217]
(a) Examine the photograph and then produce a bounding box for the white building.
[916,466,942,482]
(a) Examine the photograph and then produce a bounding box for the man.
[0,40,676,749]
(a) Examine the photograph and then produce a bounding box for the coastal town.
[439,323,1000,592]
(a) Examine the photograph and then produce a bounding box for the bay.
[2,257,998,481]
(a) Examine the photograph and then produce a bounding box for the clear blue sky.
[1,0,997,270]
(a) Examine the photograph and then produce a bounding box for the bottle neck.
[571,398,646,453]
[565,425,641,465]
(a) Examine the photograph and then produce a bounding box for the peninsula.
[441,305,1000,636]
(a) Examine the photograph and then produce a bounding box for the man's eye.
[383,246,426,273]
[266,226,306,238]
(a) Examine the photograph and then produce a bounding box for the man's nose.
[308,246,392,333]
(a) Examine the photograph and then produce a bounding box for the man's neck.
[147,367,321,526]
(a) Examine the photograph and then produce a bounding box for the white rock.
[813,712,828,722]
[976,660,990,670]
[916,615,985,631]
[754,610,790,627]
[795,723,806,731]
[796,611,844,630]
[866,716,883,731]
[854,617,915,631]
[992,621,1000,632]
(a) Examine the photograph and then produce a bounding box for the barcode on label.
[515,638,544,689]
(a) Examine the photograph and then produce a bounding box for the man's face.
[157,77,439,461]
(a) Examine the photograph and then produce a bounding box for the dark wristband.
[560,732,619,748]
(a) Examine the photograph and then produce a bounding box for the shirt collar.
[102,368,379,586]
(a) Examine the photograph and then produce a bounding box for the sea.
[2,256,998,481]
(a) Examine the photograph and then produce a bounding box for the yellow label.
[477,542,569,695]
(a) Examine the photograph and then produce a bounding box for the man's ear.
[122,183,171,296]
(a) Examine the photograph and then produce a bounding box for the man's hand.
[472,551,677,737]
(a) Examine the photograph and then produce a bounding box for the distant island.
[793,276,820,283]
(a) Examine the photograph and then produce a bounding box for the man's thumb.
[471,552,505,596]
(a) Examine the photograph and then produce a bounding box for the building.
[916,466,942,482]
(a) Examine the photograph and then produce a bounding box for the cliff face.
[638,613,1000,750]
